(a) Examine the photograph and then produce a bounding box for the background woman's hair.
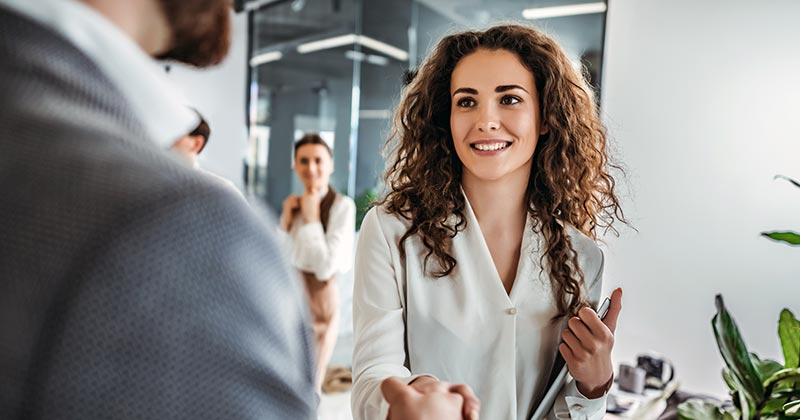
[294,133,332,156]
[378,24,626,319]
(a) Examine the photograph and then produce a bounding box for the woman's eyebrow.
[452,87,478,96]
[496,84,528,93]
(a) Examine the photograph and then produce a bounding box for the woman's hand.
[406,376,480,420]
[382,377,466,420]
[560,287,623,399]
[299,189,321,223]
[280,195,300,230]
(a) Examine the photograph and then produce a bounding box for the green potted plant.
[679,175,800,420]
[761,175,800,246]
[355,188,378,231]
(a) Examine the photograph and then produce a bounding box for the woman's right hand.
[382,376,480,420]
[280,195,300,230]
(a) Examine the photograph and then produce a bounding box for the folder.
[528,297,611,420]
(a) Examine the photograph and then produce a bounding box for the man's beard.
[156,0,232,67]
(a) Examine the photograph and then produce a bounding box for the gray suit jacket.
[0,7,316,420]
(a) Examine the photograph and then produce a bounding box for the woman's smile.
[470,139,513,155]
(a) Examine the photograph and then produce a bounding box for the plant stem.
[753,383,777,420]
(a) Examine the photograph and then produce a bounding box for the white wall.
[164,12,249,190]
[602,0,800,395]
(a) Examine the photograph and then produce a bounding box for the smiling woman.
[450,49,548,187]
[351,24,627,420]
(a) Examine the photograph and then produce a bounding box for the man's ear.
[188,135,206,154]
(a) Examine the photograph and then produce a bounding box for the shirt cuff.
[561,380,608,420]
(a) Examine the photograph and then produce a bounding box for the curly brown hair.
[379,24,626,319]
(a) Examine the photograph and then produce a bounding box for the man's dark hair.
[190,114,210,154]
[294,132,331,156]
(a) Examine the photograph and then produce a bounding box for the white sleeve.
[290,197,355,280]
[549,381,608,420]
[548,250,608,420]
[351,209,432,420]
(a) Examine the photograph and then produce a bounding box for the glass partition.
[244,0,609,219]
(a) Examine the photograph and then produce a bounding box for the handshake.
[382,376,481,420]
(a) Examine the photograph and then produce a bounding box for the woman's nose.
[476,106,500,132]
[477,121,500,132]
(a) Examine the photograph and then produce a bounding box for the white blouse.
[351,197,607,420]
[284,194,356,280]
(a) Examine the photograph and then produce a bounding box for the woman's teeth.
[473,142,509,151]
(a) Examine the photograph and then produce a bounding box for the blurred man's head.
[81,0,232,67]
[172,116,210,166]
[155,0,232,67]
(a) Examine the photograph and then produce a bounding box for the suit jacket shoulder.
[0,8,315,419]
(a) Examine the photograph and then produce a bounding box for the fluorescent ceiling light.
[357,35,408,61]
[297,34,358,54]
[522,2,606,20]
[344,50,366,61]
[298,34,408,61]
[250,50,283,66]
[366,54,389,66]
[345,50,389,66]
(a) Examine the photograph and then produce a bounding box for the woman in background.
[281,133,355,390]
[352,25,626,420]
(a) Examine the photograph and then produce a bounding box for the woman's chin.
[463,167,510,183]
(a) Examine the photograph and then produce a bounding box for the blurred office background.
[163,0,800,411]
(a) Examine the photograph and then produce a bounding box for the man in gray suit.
[0,0,316,419]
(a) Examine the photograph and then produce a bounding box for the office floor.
[319,391,353,420]
[321,333,354,419]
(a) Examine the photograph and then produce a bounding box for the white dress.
[351,195,607,420]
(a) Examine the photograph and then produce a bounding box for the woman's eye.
[456,97,476,107]
[500,95,521,105]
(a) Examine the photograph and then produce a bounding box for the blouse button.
[506,307,517,315]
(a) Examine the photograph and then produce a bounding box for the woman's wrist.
[302,214,321,223]
[576,373,614,399]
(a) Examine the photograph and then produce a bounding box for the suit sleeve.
[28,186,317,420]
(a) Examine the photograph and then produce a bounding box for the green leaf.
[355,189,378,231]
[774,175,800,190]
[762,232,800,246]
[679,399,737,420]
[785,400,800,414]
[761,395,790,415]
[764,368,800,390]
[713,295,765,406]
[724,367,739,392]
[779,309,800,369]
[770,390,800,400]
[753,354,787,382]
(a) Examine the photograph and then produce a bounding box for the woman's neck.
[461,168,529,232]
[304,184,329,197]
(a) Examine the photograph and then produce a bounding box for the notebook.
[528,297,611,420]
